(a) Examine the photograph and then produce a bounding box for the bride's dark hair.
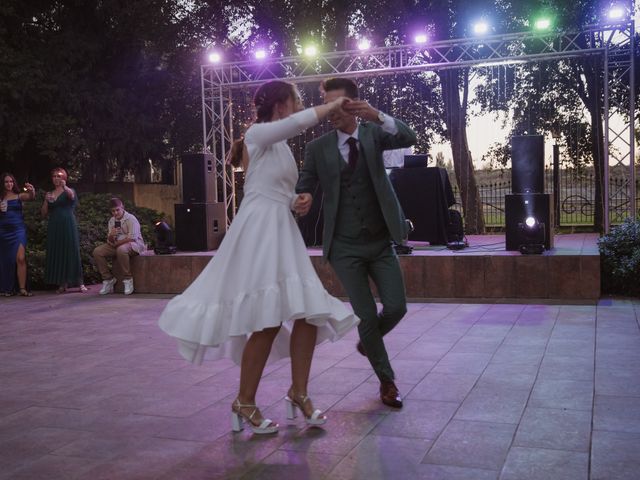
[226,80,297,168]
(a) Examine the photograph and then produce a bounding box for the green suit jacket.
[296,119,417,258]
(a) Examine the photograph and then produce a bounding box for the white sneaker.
[99,278,116,295]
[123,278,134,295]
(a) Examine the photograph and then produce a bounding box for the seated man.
[93,197,145,295]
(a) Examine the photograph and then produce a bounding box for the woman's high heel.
[284,389,327,426]
[231,399,278,434]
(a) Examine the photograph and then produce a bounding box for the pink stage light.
[357,39,371,51]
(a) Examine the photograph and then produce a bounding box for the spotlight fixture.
[254,49,267,60]
[303,45,318,57]
[208,52,222,63]
[534,18,552,30]
[517,216,545,255]
[414,34,428,44]
[154,221,177,255]
[357,38,371,51]
[607,6,625,20]
[473,21,489,35]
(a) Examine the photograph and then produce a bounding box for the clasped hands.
[333,98,379,122]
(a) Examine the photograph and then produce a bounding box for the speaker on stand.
[174,203,226,251]
[505,135,554,253]
[174,153,227,251]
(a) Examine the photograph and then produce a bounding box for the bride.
[158,80,359,435]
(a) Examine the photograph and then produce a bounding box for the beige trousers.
[92,243,138,280]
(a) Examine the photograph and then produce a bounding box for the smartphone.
[114,220,121,228]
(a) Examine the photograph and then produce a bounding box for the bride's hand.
[329,96,351,112]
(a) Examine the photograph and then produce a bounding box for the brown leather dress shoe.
[380,380,403,408]
[356,341,366,357]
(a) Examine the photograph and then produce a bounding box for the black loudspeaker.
[181,153,216,203]
[174,203,226,251]
[505,193,554,251]
[511,135,544,194]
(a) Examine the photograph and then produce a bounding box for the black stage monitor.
[403,154,429,168]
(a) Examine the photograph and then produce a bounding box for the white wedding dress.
[158,108,359,365]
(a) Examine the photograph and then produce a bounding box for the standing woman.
[0,173,36,296]
[159,81,359,435]
[41,167,87,293]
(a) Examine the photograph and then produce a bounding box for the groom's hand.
[294,193,313,216]
[343,100,378,122]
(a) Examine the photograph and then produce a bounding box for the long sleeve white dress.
[158,108,359,365]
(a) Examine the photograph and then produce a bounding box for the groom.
[295,78,416,408]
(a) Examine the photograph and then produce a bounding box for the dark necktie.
[346,137,358,170]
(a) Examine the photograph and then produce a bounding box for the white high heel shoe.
[284,391,327,426]
[231,399,278,434]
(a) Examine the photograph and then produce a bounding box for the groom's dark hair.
[322,78,359,99]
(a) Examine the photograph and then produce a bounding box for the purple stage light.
[357,39,371,51]
[608,6,625,19]
[254,50,267,60]
[208,52,222,63]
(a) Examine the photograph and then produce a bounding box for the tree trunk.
[583,58,605,233]
[439,69,485,234]
[159,157,175,185]
[134,158,151,184]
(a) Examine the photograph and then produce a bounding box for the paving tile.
[499,446,588,480]
[328,435,432,480]
[595,367,640,396]
[1,454,103,480]
[431,352,493,375]
[537,354,594,382]
[79,437,209,480]
[371,400,459,440]
[529,378,594,411]
[408,372,479,402]
[455,387,530,424]
[490,344,545,366]
[279,411,385,455]
[240,450,344,480]
[593,395,640,434]
[475,363,538,390]
[423,420,516,470]
[590,430,640,480]
[415,464,499,480]
[513,407,591,452]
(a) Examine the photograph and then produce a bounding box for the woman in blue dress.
[0,173,36,296]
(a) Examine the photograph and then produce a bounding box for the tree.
[474,0,639,232]
[0,0,230,186]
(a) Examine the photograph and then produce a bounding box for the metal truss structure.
[201,21,635,230]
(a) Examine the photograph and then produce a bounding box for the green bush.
[598,218,640,297]
[23,192,165,290]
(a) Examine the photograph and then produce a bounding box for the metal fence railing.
[451,169,639,228]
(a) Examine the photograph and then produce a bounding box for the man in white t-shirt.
[92,197,145,295]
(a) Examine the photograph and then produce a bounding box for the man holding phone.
[92,197,145,295]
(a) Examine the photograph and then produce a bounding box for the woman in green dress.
[41,167,87,293]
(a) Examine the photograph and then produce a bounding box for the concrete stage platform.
[129,234,600,301]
